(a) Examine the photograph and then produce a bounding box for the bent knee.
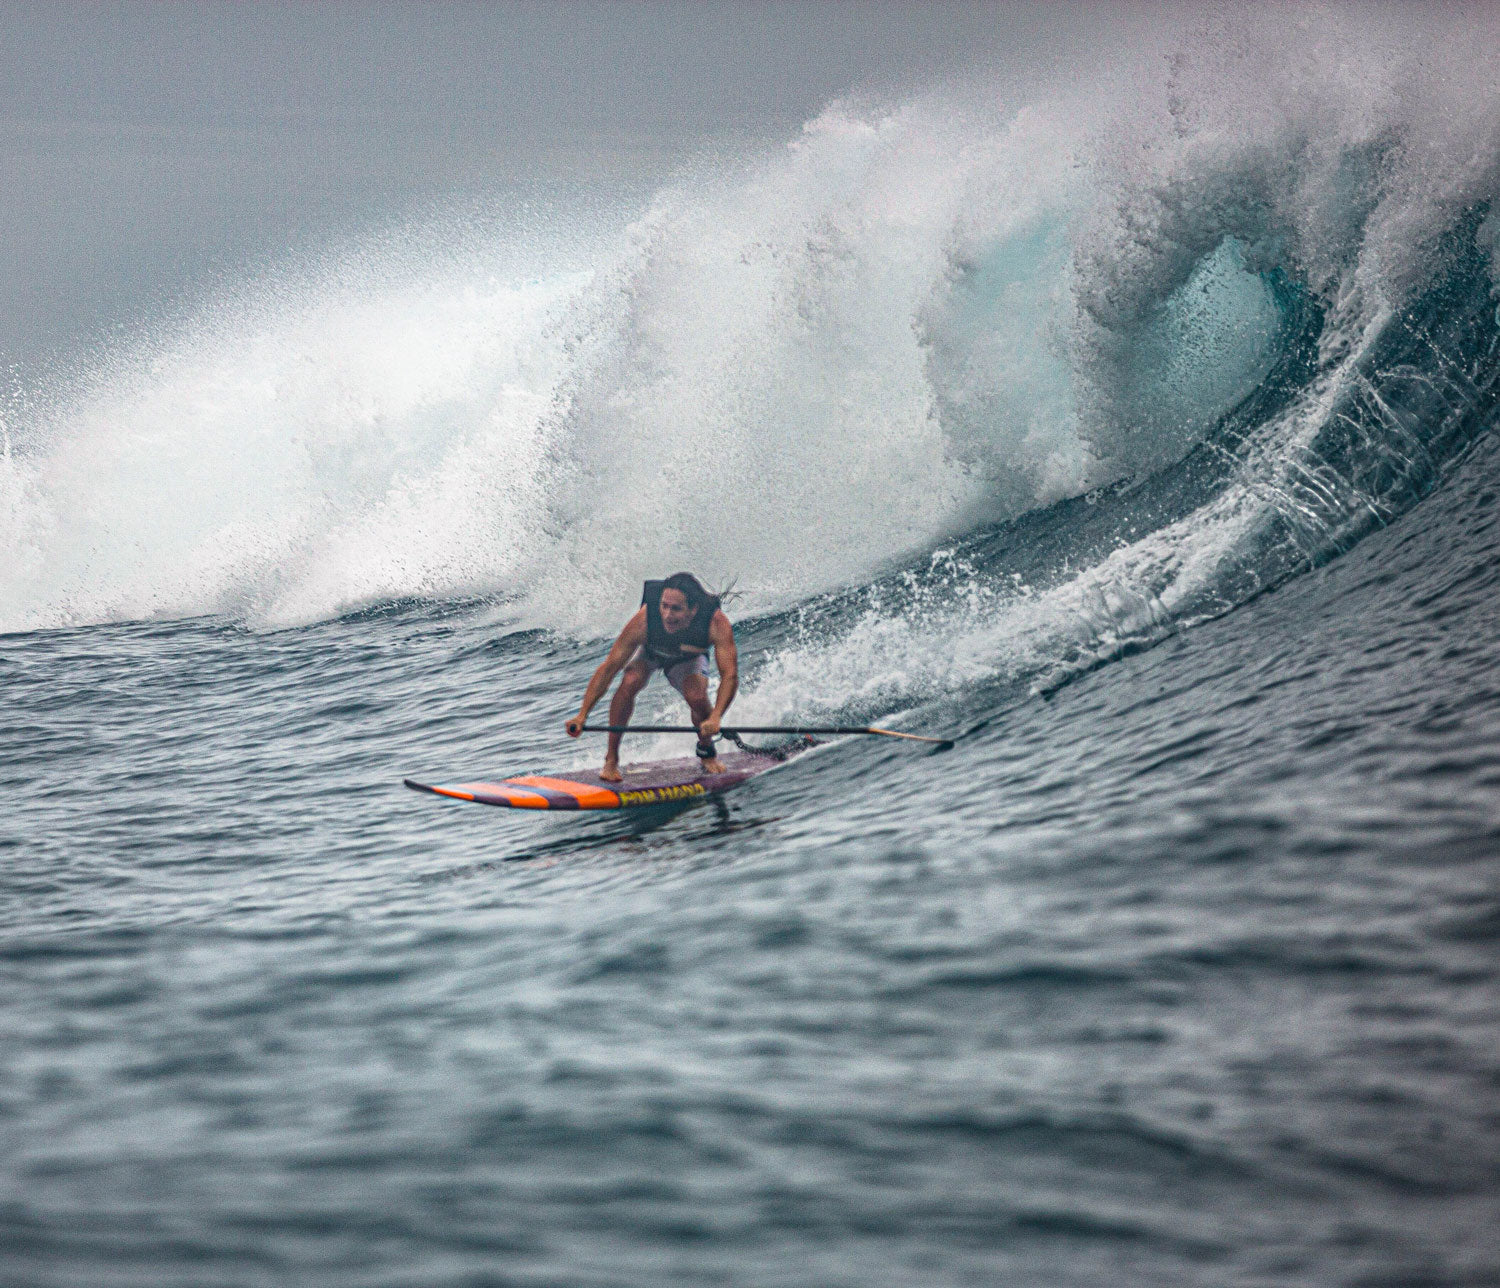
[619,665,652,692]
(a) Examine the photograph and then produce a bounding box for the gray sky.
[0,2,1129,372]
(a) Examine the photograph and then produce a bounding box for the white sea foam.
[2,5,1497,721]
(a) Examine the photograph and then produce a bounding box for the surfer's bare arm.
[567,608,647,736]
[698,611,738,740]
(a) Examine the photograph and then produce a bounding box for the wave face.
[2,6,1499,703]
[9,12,1500,1286]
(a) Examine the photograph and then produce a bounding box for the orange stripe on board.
[494,789,553,809]
[454,782,554,809]
[427,786,477,802]
[508,775,622,809]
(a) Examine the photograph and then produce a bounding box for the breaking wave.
[3,5,1498,721]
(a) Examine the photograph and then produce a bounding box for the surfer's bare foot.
[700,756,726,775]
[600,761,623,783]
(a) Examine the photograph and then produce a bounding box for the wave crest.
[2,5,1497,667]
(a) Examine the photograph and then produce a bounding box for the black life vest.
[642,579,719,667]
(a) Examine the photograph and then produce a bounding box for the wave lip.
[2,5,1499,691]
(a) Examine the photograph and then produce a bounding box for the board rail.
[404,741,813,811]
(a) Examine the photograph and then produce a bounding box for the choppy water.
[5,7,1500,1285]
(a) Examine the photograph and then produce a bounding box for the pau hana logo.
[619,783,708,807]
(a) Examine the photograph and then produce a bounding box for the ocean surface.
[5,10,1500,1286]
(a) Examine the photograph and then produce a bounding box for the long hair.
[661,571,740,616]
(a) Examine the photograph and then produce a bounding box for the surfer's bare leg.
[679,674,726,774]
[603,663,651,782]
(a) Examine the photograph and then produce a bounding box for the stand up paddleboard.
[404,738,814,811]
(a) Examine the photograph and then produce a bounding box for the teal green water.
[6,13,1500,1281]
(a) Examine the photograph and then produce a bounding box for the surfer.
[566,573,739,782]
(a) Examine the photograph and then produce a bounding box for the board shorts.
[636,650,709,696]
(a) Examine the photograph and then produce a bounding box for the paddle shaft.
[580,723,950,745]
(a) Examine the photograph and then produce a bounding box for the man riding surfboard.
[566,573,738,782]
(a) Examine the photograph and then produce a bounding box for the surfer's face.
[659,588,696,633]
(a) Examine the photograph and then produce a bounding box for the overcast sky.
[0,2,1142,371]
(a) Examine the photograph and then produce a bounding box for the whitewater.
[4,7,1500,1286]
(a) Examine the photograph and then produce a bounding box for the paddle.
[580,723,953,747]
